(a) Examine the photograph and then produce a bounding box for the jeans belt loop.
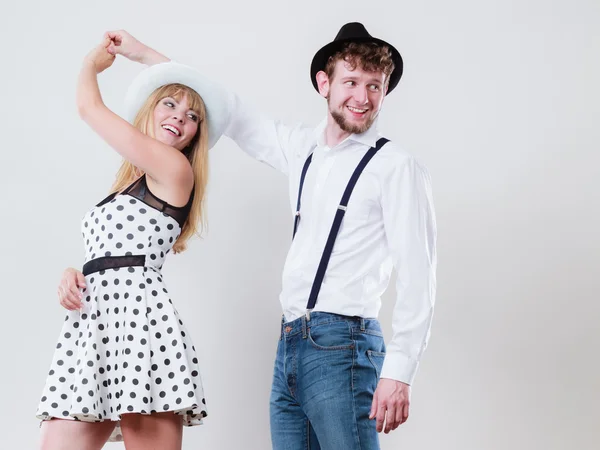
[302,315,307,339]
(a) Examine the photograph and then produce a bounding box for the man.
[64,22,437,449]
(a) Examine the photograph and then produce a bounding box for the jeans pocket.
[307,321,354,351]
[367,350,386,380]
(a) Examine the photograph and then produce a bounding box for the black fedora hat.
[310,22,403,95]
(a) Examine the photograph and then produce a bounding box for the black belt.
[82,255,146,276]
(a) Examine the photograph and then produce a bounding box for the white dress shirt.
[224,94,437,385]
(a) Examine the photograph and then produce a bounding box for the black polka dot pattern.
[36,187,205,442]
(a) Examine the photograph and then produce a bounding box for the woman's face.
[152,93,200,150]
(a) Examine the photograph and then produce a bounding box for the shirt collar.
[314,117,380,151]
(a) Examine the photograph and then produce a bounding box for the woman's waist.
[82,254,163,277]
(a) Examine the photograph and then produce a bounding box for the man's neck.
[323,115,352,148]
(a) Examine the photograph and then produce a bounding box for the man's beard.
[329,99,378,135]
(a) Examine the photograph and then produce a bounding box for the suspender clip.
[337,205,347,211]
[305,309,313,321]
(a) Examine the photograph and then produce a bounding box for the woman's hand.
[105,30,170,65]
[57,268,86,310]
[84,37,116,74]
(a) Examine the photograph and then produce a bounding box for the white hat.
[124,61,231,149]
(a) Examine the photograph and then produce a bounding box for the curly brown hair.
[324,42,396,87]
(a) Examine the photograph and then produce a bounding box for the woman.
[36,37,229,449]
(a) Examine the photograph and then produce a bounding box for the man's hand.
[105,30,169,65]
[369,378,410,433]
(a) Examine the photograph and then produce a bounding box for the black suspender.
[293,137,389,318]
[293,153,313,238]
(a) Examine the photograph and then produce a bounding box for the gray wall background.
[1,0,598,448]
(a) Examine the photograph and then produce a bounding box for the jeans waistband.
[280,312,376,339]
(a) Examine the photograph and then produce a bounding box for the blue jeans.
[270,312,386,450]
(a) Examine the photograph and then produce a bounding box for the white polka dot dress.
[37,175,207,441]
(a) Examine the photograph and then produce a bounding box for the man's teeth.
[347,106,368,113]
[162,125,180,136]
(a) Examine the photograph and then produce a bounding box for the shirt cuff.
[380,351,419,385]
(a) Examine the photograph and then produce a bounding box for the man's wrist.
[138,48,170,66]
[380,377,410,387]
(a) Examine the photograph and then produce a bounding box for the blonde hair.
[111,83,209,254]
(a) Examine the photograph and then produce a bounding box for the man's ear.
[316,71,330,98]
